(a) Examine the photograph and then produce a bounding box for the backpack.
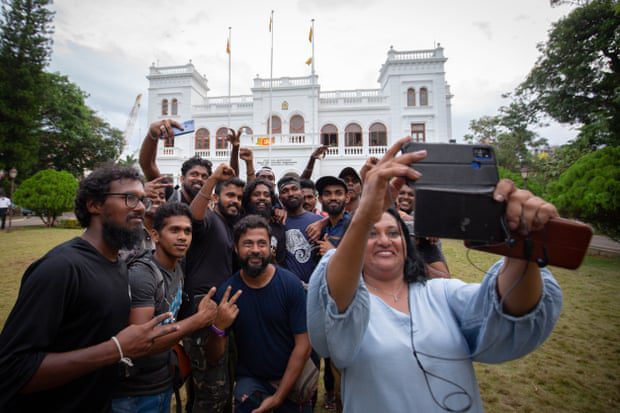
[125,251,191,413]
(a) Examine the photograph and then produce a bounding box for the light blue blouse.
[307,249,563,412]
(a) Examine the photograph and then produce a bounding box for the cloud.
[472,21,492,40]
[297,0,377,12]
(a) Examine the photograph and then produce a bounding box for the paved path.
[589,234,620,256]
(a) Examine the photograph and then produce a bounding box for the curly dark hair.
[153,201,192,232]
[242,179,277,211]
[384,208,428,284]
[181,156,213,177]
[233,214,272,245]
[74,165,142,228]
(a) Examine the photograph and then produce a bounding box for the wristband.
[111,336,134,367]
[209,325,227,337]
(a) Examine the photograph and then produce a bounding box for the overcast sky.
[48,0,578,152]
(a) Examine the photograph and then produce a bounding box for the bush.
[13,170,78,227]
[547,146,620,240]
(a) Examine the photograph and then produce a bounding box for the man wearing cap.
[277,176,322,285]
[338,167,363,214]
[314,176,351,256]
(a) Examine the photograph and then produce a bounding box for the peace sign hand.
[115,312,179,358]
[213,286,242,330]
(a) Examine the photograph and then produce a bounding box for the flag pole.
[268,10,274,166]
[311,19,316,146]
[227,26,232,129]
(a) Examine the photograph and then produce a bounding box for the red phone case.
[464,218,593,270]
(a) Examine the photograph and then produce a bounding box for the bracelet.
[209,325,227,337]
[196,191,211,201]
[111,336,134,367]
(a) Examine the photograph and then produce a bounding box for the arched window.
[345,123,362,147]
[161,99,168,115]
[420,87,428,106]
[216,127,229,149]
[320,124,338,147]
[267,115,282,134]
[195,128,209,150]
[171,98,178,115]
[239,126,253,136]
[407,88,416,107]
[369,122,387,146]
[289,115,305,134]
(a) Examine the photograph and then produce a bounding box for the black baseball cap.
[315,176,347,196]
[277,175,301,192]
[338,167,362,184]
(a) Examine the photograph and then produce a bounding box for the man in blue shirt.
[277,176,322,284]
[314,176,351,257]
[206,215,313,413]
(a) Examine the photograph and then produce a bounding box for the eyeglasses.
[104,193,152,210]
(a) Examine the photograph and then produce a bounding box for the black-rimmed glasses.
[104,193,152,210]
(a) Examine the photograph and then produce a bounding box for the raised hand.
[226,128,241,147]
[311,145,328,160]
[115,312,179,359]
[148,119,182,141]
[195,287,218,328]
[240,147,254,162]
[212,163,236,182]
[213,286,242,330]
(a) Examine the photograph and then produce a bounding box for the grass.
[1,230,619,412]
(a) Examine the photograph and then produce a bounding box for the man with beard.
[277,176,322,285]
[180,163,244,413]
[0,165,178,412]
[338,167,363,214]
[314,176,351,257]
[396,183,450,277]
[206,215,313,413]
[241,179,286,265]
[139,120,213,205]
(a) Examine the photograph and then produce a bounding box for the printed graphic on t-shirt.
[163,285,183,325]
[286,229,312,263]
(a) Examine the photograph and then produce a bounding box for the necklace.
[364,278,405,302]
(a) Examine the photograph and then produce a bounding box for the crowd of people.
[0,119,563,413]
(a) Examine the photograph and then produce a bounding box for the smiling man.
[112,202,218,413]
[181,163,244,413]
[0,165,178,412]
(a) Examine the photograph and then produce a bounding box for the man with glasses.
[0,165,178,412]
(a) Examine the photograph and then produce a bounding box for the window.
[420,87,428,106]
[161,99,168,115]
[171,98,178,115]
[239,126,253,136]
[216,127,229,149]
[320,124,338,147]
[345,123,362,147]
[369,123,387,146]
[195,128,209,150]
[407,88,416,106]
[289,115,305,133]
[411,123,426,142]
[267,115,282,134]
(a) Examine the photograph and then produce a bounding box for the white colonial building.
[147,46,453,181]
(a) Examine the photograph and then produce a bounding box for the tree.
[37,72,124,176]
[464,98,548,172]
[518,0,620,146]
[13,169,78,227]
[547,146,620,240]
[0,0,54,177]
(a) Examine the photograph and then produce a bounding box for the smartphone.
[171,119,196,137]
[465,217,593,269]
[401,142,505,242]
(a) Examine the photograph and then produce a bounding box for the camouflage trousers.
[183,334,233,413]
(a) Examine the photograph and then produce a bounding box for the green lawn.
[1,229,619,412]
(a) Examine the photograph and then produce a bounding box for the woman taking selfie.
[306,138,563,412]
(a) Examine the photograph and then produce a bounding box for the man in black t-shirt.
[182,163,244,413]
[0,165,178,413]
[242,178,286,265]
[112,202,218,413]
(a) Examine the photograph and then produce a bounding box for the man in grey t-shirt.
[112,202,218,413]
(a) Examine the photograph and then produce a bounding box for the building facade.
[147,46,453,181]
